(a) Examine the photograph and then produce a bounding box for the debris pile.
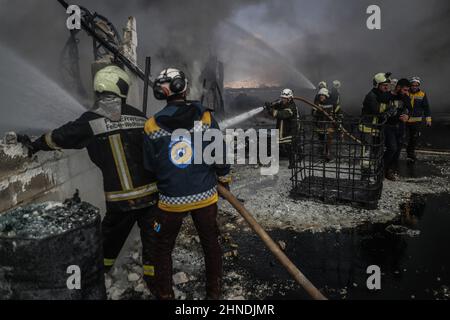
[0,197,104,300]
[0,200,98,239]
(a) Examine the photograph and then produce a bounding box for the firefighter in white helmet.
[405,76,432,162]
[313,87,342,162]
[264,88,299,157]
[359,72,393,177]
[144,67,230,300]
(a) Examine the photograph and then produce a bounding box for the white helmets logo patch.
[169,136,193,169]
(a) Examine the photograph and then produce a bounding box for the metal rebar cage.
[290,115,385,209]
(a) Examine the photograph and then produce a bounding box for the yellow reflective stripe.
[407,117,423,123]
[359,124,379,134]
[201,111,212,126]
[109,134,133,191]
[279,120,284,139]
[144,117,160,134]
[143,265,155,277]
[104,258,115,267]
[158,193,219,213]
[105,183,158,202]
[379,103,387,113]
[44,132,61,150]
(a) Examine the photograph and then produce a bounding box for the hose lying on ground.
[217,184,327,300]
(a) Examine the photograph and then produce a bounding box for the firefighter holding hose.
[17,65,159,291]
[313,87,342,162]
[264,88,299,157]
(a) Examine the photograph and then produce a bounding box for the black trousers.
[153,203,222,300]
[405,123,421,157]
[384,124,405,172]
[102,205,158,285]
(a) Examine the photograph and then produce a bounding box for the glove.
[17,134,38,158]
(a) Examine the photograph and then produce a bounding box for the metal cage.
[290,116,385,209]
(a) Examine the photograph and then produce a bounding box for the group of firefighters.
[18,65,230,300]
[264,72,432,181]
[16,63,432,300]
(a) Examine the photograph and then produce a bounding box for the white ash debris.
[385,224,421,237]
[0,201,98,239]
[127,273,140,282]
[219,156,450,233]
[0,141,27,159]
[0,167,53,194]
[173,272,189,285]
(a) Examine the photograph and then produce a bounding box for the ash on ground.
[107,153,450,300]
[0,201,99,239]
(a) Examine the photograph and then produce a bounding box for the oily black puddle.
[229,193,450,300]
[418,121,450,150]
[396,160,443,179]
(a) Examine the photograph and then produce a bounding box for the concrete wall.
[0,139,105,215]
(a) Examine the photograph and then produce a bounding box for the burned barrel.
[0,201,106,300]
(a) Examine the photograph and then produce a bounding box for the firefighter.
[405,76,432,162]
[360,72,393,177]
[314,81,328,105]
[313,88,342,162]
[143,68,231,300]
[384,78,411,180]
[318,81,328,90]
[264,88,299,157]
[18,65,159,290]
[329,80,342,116]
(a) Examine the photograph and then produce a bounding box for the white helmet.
[94,65,131,98]
[333,80,341,89]
[409,76,421,85]
[318,81,327,89]
[280,88,294,99]
[318,88,330,98]
[373,72,391,87]
[153,68,188,100]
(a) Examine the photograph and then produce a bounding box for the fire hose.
[217,184,327,300]
[293,96,363,145]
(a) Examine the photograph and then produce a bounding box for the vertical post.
[143,56,152,116]
[122,16,140,108]
[200,78,207,105]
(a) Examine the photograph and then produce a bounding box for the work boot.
[206,277,222,300]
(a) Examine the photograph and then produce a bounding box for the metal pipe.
[142,56,151,116]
